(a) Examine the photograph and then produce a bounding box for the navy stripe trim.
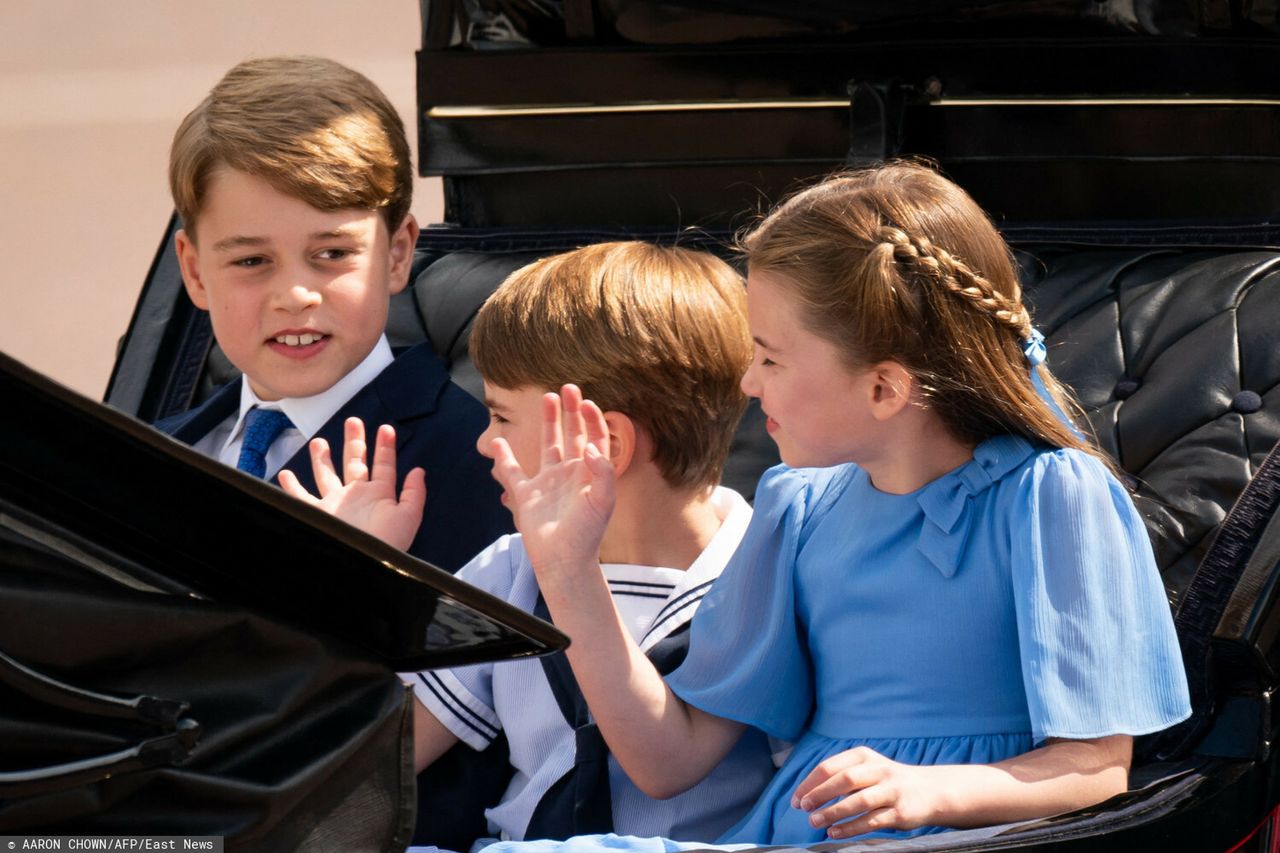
[609,590,670,600]
[417,671,500,741]
[650,580,714,629]
[641,580,715,645]
[605,579,678,590]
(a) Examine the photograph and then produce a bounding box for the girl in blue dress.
[484,162,1192,845]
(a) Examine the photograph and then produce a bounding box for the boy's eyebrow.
[482,397,508,411]
[211,235,268,252]
[311,227,365,241]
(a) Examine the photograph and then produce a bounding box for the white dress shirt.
[193,336,395,478]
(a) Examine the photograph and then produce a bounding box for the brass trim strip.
[427,100,846,117]
[427,97,1280,118]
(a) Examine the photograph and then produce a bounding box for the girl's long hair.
[742,161,1103,462]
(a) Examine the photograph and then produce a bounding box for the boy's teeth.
[275,333,322,346]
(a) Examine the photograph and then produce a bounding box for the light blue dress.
[479,435,1191,852]
[667,434,1190,843]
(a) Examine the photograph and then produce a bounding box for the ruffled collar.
[914,434,1038,578]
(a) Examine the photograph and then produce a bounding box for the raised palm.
[488,385,616,575]
[278,417,426,551]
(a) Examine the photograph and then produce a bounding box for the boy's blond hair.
[472,242,751,491]
[169,55,412,239]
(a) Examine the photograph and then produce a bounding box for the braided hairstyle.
[741,161,1099,459]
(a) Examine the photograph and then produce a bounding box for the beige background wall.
[0,0,444,400]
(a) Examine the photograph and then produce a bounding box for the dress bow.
[914,435,1036,578]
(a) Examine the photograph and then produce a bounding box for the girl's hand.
[488,384,615,576]
[278,417,426,551]
[795,736,1132,839]
[792,747,946,839]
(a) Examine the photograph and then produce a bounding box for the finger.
[792,750,866,809]
[370,424,399,490]
[799,762,885,814]
[277,469,318,504]
[343,417,369,483]
[400,467,427,517]
[490,437,530,493]
[584,441,617,493]
[541,392,564,468]
[826,806,900,840]
[560,384,586,459]
[309,438,343,497]
[583,443,618,518]
[808,782,892,832]
[581,399,609,460]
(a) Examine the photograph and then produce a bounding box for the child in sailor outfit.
[287,242,776,847]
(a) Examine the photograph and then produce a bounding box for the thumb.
[278,469,318,504]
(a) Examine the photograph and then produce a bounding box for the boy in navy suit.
[154,55,511,571]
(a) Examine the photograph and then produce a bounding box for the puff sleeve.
[1010,450,1192,743]
[666,464,846,742]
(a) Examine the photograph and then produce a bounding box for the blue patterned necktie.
[236,407,294,478]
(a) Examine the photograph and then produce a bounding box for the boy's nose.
[276,282,323,311]
[475,424,495,459]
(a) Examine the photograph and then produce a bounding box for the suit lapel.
[162,377,242,445]
[274,344,447,491]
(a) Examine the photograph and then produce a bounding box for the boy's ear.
[867,361,914,421]
[386,214,420,295]
[600,410,637,478]
[174,229,210,311]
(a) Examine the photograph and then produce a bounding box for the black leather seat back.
[196,230,1280,605]
[1018,247,1280,607]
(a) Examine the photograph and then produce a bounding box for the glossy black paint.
[1,350,566,671]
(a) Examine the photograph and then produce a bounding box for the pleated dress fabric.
[666,434,1191,844]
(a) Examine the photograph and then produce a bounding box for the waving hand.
[278,417,426,551]
[487,384,615,576]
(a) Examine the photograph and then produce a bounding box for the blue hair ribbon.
[1022,328,1085,439]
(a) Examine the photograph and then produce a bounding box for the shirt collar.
[228,335,395,443]
[636,486,753,651]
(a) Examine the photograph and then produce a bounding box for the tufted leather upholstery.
[196,235,1280,607]
[1017,247,1280,608]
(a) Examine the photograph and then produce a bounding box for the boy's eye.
[232,256,267,268]
[489,412,509,425]
[317,248,353,261]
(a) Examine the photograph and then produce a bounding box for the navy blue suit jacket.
[154,343,513,573]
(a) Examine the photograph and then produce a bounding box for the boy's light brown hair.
[471,241,751,491]
[169,55,412,239]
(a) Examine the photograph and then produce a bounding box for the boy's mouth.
[267,331,330,358]
[272,332,327,347]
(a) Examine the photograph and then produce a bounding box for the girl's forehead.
[745,270,806,341]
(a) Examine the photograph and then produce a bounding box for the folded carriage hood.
[0,350,565,671]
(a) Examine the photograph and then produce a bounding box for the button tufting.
[1114,378,1141,400]
[1232,390,1263,414]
